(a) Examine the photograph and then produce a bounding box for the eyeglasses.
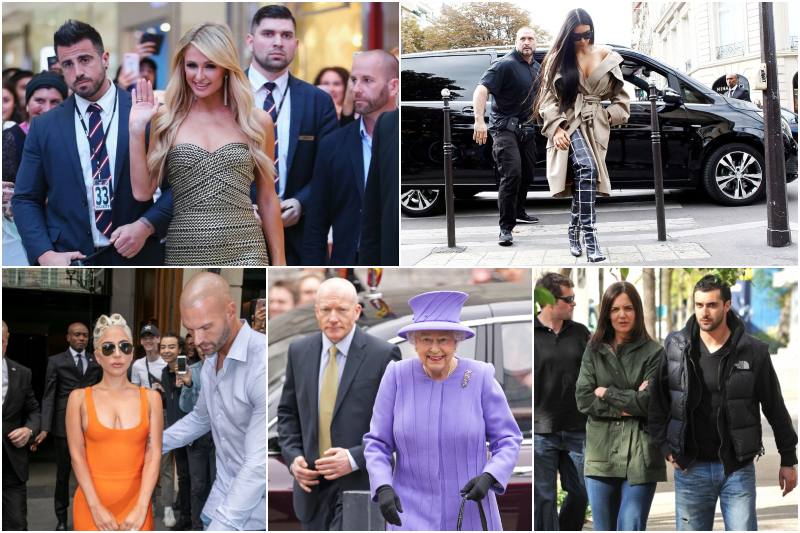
[555,296,576,304]
[101,341,134,356]
[571,30,593,42]
[417,336,454,347]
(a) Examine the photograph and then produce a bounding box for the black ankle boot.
[584,230,606,263]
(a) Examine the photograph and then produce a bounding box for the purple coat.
[364,358,522,531]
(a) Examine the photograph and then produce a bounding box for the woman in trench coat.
[575,282,666,530]
[533,8,631,262]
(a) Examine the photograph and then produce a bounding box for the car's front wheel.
[401,189,444,217]
[702,143,766,206]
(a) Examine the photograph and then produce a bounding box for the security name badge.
[92,182,112,211]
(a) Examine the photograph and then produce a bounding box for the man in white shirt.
[245,5,339,265]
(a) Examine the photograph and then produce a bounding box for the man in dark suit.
[277,278,400,530]
[2,320,41,531]
[11,19,172,266]
[302,51,399,265]
[358,108,399,266]
[245,5,339,265]
[32,322,103,530]
[724,73,751,102]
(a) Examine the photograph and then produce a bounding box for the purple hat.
[397,291,475,339]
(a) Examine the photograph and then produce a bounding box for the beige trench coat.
[539,51,631,198]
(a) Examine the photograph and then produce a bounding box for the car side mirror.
[663,87,683,105]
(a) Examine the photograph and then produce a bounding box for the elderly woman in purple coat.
[363,291,522,531]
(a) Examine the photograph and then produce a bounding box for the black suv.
[401,45,798,216]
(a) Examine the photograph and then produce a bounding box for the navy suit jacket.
[303,120,365,265]
[11,88,172,265]
[245,70,339,265]
[726,86,751,102]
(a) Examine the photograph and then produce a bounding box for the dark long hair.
[2,81,24,124]
[590,281,651,351]
[532,8,595,123]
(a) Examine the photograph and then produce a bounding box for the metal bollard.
[442,88,457,248]
[649,82,667,241]
[342,490,385,531]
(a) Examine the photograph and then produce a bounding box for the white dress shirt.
[69,347,87,375]
[74,81,119,248]
[248,66,290,199]
[2,357,8,406]
[358,117,373,189]
[318,326,359,472]
[162,320,265,531]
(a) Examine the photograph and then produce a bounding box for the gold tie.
[318,346,339,458]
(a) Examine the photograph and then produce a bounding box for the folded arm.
[602,347,662,417]
[575,347,622,419]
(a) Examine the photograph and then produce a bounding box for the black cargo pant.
[491,129,536,231]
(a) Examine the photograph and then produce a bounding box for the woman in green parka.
[575,281,666,531]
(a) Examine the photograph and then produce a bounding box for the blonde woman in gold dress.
[129,23,285,265]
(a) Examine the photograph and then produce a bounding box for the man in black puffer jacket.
[649,275,797,531]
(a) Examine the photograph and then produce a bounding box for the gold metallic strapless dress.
[165,143,268,266]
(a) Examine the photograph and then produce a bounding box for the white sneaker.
[163,506,176,527]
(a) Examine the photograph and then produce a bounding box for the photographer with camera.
[473,26,542,247]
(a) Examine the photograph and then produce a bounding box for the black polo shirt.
[534,315,590,434]
[479,48,542,135]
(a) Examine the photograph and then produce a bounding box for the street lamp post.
[759,2,792,247]
[649,82,667,241]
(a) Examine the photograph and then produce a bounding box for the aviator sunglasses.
[571,30,593,42]
[101,341,134,356]
[555,295,576,304]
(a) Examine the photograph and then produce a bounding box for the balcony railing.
[716,41,744,58]
[685,59,692,71]
[791,35,798,49]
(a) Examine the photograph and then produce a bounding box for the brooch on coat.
[462,370,472,387]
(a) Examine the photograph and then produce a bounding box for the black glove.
[460,472,496,501]
[376,484,403,527]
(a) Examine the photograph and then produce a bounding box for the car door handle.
[461,107,475,116]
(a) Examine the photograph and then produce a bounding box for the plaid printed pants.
[568,129,603,258]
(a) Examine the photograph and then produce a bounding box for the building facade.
[632,1,798,111]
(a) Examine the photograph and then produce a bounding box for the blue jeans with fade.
[584,476,657,531]
[674,460,757,531]
[534,431,589,531]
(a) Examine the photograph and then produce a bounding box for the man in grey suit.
[277,278,401,530]
[724,73,751,102]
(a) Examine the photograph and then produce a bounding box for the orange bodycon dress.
[72,386,154,531]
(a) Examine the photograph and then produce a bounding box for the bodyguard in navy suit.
[246,5,339,266]
[303,50,399,265]
[11,20,172,266]
[724,73,751,102]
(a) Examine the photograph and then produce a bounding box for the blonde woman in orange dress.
[66,314,163,531]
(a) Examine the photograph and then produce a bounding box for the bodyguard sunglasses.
[571,30,593,42]
[555,295,576,304]
[101,341,134,356]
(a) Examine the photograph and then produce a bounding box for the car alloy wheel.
[401,189,444,217]
[702,143,766,206]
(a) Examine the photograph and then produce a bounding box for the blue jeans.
[534,431,589,531]
[674,460,757,531]
[201,511,211,531]
[584,476,657,531]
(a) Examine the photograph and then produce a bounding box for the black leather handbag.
[456,494,488,531]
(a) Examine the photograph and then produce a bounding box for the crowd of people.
[534,272,798,531]
[267,270,325,319]
[1,272,266,531]
[2,4,400,267]
[276,279,522,530]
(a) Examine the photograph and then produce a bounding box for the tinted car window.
[401,54,491,101]
[681,83,712,104]
[500,321,532,409]
[621,60,670,102]
[268,333,305,396]
[395,326,478,360]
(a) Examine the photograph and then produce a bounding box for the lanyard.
[75,83,118,179]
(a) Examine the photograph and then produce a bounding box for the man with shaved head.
[302,49,399,265]
[3,320,41,531]
[724,72,751,102]
[35,321,102,530]
[161,272,266,530]
[278,278,400,529]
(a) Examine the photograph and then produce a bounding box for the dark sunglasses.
[101,341,134,356]
[571,30,593,42]
[556,295,576,304]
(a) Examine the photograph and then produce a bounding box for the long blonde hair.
[148,23,274,183]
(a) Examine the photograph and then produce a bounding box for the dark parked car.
[268,282,533,531]
[401,44,798,216]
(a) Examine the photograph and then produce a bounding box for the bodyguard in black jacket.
[649,275,797,530]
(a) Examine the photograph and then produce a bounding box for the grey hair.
[93,314,133,347]
[406,329,467,347]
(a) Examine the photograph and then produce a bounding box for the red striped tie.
[87,103,114,236]
[263,82,279,192]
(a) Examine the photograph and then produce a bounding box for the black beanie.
[25,73,69,104]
